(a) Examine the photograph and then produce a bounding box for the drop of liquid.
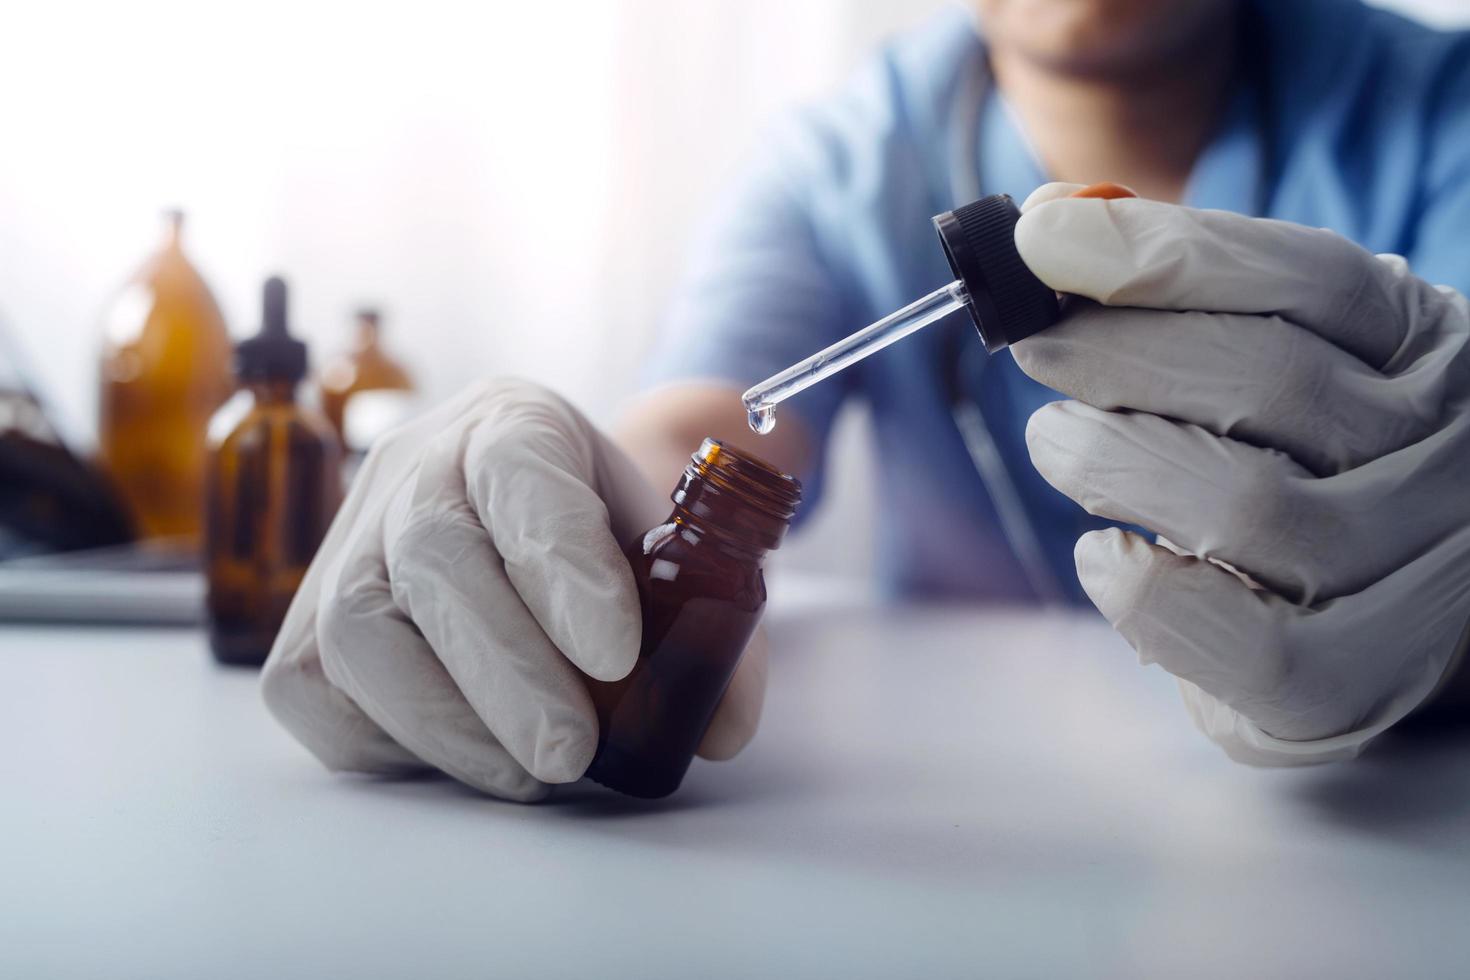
[746,404,776,435]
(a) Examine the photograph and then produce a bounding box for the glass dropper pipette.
[742,279,970,434]
[741,184,1138,435]
[741,192,1062,435]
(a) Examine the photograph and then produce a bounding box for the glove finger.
[1073,528,1311,737]
[460,383,647,683]
[261,600,426,777]
[316,541,548,802]
[695,626,770,762]
[1034,399,1470,605]
[1011,304,1423,475]
[1015,195,1436,370]
[1027,400,1368,604]
[384,474,601,784]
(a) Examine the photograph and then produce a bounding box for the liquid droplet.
[746,404,776,435]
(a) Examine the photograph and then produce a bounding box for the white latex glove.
[261,378,768,800]
[1010,183,1470,765]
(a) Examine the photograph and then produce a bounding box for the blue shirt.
[646,0,1470,601]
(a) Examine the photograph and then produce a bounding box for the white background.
[1,0,1464,572]
[0,0,952,433]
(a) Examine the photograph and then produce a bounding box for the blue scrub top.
[645,0,1470,602]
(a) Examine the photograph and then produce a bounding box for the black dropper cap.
[235,276,308,383]
[933,194,1060,354]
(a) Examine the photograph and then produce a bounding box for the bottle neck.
[669,505,771,562]
[162,209,185,251]
[669,439,802,557]
[354,313,382,351]
[247,379,298,405]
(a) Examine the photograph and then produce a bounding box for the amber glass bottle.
[318,308,413,447]
[204,278,341,666]
[98,210,233,543]
[586,439,802,799]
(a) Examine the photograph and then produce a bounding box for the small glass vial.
[204,277,342,666]
[585,439,802,798]
[318,307,414,452]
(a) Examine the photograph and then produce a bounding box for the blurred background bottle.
[318,308,414,454]
[205,277,341,666]
[97,210,233,545]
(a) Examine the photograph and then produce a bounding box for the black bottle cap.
[933,194,1060,353]
[235,276,308,383]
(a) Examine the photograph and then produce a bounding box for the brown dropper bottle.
[204,278,341,667]
[98,210,233,544]
[585,438,802,799]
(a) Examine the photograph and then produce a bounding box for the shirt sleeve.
[642,114,862,513]
[1405,34,1470,294]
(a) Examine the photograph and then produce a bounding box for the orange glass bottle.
[98,210,233,544]
[586,439,801,798]
[205,277,341,666]
[318,308,414,448]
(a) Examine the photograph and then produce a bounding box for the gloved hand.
[1010,183,1470,765]
[261,378,769,800]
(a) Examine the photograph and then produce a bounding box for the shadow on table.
[542,758,817,816]
[1287,717,1470,840]
[329,755,814,817]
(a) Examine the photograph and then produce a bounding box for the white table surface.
[2,578,1467,979]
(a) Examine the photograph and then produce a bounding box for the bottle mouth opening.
[684,438,802,522]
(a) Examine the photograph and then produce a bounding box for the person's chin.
[982,0,1230,80]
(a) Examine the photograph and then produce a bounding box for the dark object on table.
[1,370,133,560]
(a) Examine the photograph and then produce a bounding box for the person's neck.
[991,31,1237,204]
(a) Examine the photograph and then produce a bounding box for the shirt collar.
[975,62,1266,215]
[1181,82,1264,213]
